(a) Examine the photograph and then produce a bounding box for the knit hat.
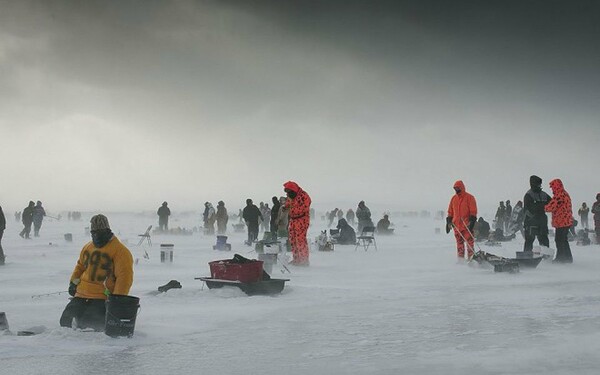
[90,214,110,231]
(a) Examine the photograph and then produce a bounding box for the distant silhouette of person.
[507,200,524,235]
[495,201,505,231]
[205,202,216,235]
[32,201,46,237]
[270,196,281,235]
[376,215,393,235]
[504,200,512,232]
[216,201,229,235]
[19,201,35,239]
[474,217,490,241]
[578,202,590,230]
[336,218,356,245]
[346,209,355,225]
[277,197,289,237]
[157,202,171,231]
[243,199,263,244]
[592,194,600,244]
[0,204,6,265]
[356,201,374,234]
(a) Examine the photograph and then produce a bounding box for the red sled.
[209,255,264,283]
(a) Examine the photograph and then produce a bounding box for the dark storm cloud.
[1,0,599,212]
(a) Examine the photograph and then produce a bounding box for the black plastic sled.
[472,251,543,270]
[196,277,289,296]
[510,256,543,268]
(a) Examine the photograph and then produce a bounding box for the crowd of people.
[0,175,598,333]
[446,175,600,264]
[325,202,394,238]
[59,181,311,330]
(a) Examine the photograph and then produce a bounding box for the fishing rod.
[31,290,69,299]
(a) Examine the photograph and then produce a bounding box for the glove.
[468,216,477,232]
[445,217,453,234]
[68,282,77,297]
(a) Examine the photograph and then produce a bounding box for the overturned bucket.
[105,294,140,338]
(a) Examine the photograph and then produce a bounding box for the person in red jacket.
[545,179,573,263]
[284,181,311,266]
[446,180,478,260]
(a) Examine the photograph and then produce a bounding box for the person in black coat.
[157,202,171,231]
[336,218,356,245]
[270,196,280,235]
[376,215,393,235]
[19,201,35,239]
[495,201,506,231]
[474,217,491,241]
[504,200,512,232]
[523,175,551,252]
[242,199,263,245]
[0,205,6,265]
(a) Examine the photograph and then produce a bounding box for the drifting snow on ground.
[2,213,600,375]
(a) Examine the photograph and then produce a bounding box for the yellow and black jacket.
[70,236,134,300]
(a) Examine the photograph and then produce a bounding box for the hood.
[549,179,564,194]
[283,181,301,194]
[453,180,466,193]
[530,175,542,191]
[597,193,600,201]
[338,218,349,228]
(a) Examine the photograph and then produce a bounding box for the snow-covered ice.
[2,212,600,375]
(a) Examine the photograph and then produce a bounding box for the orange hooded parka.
[545,178,573,228]
[447,180,478,231]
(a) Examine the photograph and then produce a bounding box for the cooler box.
[209,259,264,283]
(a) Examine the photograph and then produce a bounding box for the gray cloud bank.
[0,0,598,214]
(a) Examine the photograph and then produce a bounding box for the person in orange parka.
[446,180,478,260]
[545,179,573,263]
[284,181,311,266]
[60,214,134,330]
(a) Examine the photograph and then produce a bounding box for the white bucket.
[160,244,174,263]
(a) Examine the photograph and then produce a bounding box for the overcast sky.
[1,0,599,215]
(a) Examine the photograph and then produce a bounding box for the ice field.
[2,212,600,375]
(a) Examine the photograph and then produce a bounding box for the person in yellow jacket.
[60,214,134,330]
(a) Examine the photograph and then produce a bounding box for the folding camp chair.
[355,226,377,251]
[137,225,152,246]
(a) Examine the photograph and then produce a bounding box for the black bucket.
[105,294,140,338]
